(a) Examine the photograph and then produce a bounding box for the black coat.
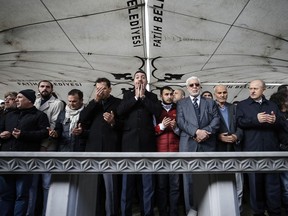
[80,95,122,152]
[117,90,161,152]
[276,111,288,151]
[0,107,49,151]
[236,96,281,151]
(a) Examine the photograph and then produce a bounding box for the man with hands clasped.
[28,80,64,216]
[0,89,49,216]
[49,89,86,152]
[236,79,281,216]
[213,85,243,151]
[176,76,220,215]
[214,84,244,213]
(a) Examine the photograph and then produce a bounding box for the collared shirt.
[189,95,200,107]
[254,98,263,104]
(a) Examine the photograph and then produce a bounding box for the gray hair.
[186,76,201,86]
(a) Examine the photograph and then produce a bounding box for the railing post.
[194,174,239,216]
[46,174,71,216]
[46,174,99,216]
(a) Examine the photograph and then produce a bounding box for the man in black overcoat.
[80,78,122,216]
[117,70,161,216]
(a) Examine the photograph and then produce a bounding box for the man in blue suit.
[176,76,220,214]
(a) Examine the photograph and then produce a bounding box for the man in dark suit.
[80,77,122,216]
[214,84,243,213]
[176,76,220,215]
[117,70,161,216]
[214,85,243,151]
[237,80,281,216]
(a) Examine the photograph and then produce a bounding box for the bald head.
[250,80,266,89]
[249,80,266,101]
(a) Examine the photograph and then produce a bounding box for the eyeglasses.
[189,83,200,87]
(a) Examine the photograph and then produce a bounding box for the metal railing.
[0,151,287,174]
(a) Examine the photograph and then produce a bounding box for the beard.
[190,91,200,97]
[40,91,51,99]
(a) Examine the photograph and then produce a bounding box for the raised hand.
[162,117,171,128]
[135,85,141,98]
[0,131,11,139]
[72,123,83,135]
[266,111,276,124]
[170,119,177,129]
[95,86,104,102]
[257,112,267,123]
[48,127,58,138]
[103,111,115,126]
[139,83,146,98]
[12,128,21,139]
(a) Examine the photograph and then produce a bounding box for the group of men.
[0,71,287,216]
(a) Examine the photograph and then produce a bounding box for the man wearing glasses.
[176,76,220,215]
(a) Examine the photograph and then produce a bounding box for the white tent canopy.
[1,0,288,103]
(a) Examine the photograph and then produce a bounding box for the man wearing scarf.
[49,89,85,152]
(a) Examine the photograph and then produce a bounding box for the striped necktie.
[193,97,199,109]
[193,97,200,121]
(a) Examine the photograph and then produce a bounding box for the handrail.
[0,152,287,174]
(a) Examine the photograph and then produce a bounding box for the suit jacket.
[216,102,243,151]
[177,97,220,152]
[117,90,161,152]
[80,95,122,152]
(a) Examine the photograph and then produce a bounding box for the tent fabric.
[0,0,287,102]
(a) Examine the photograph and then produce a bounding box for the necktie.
[193,97,199,109]
[193,97,200,121]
